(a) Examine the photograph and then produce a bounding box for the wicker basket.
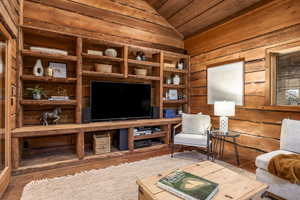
[93,133,111,155]
[95,64,112,73]
[164,63,176,68]
[134,68,147,76]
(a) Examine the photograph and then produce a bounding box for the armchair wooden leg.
[171,143,175,158]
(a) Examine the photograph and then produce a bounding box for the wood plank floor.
[2,148,256,200]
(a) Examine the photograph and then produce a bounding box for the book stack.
[48,96,69,101]
[158,170,219,200]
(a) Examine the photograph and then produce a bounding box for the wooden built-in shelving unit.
[14,25,190,173]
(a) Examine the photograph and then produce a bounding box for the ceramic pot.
[33,93,41,100]
[104,48,117,57]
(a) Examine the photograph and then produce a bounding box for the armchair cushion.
[255,150,293,171]
[182,113,210,135]
[280,119,300,153]
[174,133,207,147]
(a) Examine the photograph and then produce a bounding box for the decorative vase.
[33,93,41,100]
[33,59,44,76]
[173,74,180,85]
[177,62,184,70]
[166,76,172,84]
[104,48,117,57]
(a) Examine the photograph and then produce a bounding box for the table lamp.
[214,101,235,133]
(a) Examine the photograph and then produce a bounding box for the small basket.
[93,133,111,155]
[95,64,112,73]
[164,63,176,68]
[134,68,147,76]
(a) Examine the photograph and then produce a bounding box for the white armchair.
[171,113,212,159]
[256,119,300,200]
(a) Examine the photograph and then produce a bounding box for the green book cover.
[158,170,219,200]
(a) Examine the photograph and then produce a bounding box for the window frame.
[265,40,300,107]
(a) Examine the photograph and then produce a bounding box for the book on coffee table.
[157,170,218,200]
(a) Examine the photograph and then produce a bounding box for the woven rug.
[21,152,266,200]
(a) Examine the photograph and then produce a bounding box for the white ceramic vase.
[33,59,44,76]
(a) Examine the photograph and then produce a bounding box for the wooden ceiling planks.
[23,0,185,51]
[146,0,263,38]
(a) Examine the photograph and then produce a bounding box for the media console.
[12,118,181,174]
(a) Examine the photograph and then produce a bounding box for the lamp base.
[219,116,228,133]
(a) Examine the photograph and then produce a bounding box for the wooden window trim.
[265,40,300,107]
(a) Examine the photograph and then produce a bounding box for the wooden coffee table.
[136,161,267,200]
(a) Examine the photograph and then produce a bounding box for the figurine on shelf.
[40,107,62,126]
[173,74,181,85]
[177,59,185,70]
[26,85,47,100]
[45,66,53,77]
[33,59,44,76]
[136,51,146,61]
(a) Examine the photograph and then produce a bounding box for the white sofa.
[256,119,300,200]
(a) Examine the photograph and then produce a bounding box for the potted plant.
[26,85,47,100]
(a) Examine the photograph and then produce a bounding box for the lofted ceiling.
[146,0,263,38]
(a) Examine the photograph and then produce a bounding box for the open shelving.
[15,25,190,172]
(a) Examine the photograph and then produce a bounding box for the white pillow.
[182,113,210,135]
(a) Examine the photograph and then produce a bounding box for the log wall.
[185,0,300,162]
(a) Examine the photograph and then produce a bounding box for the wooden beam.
[76,131,84,160]
[76,37,82,124]
[11,138,20,169]
[128,127,134,151]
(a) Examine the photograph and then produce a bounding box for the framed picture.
[168,89,178,100]
[207,61,244,106]
[49,62,67,78]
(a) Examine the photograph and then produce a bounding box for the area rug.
[21,152,265,200]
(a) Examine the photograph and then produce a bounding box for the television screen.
[91,81,151,121]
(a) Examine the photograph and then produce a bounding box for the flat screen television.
[91,81,151,121]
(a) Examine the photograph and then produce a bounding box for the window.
[267,41,300,106]
[275,51,300,106]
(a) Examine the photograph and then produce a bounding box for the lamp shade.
[214,101,235,117]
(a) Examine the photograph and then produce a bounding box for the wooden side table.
[210,130,240,165]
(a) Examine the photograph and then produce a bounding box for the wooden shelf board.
[82,70,124,78]
[164,67,188,74]
[134,131,167,141]
[21,75,77,83]
[163,84,186,89]
[163,99,188,104]
[22,49,77,61]
[128,59,160,67]
[128,74,160,81]
[20,99,77,106]
[82,53,123,62]
[12,118,181,138]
